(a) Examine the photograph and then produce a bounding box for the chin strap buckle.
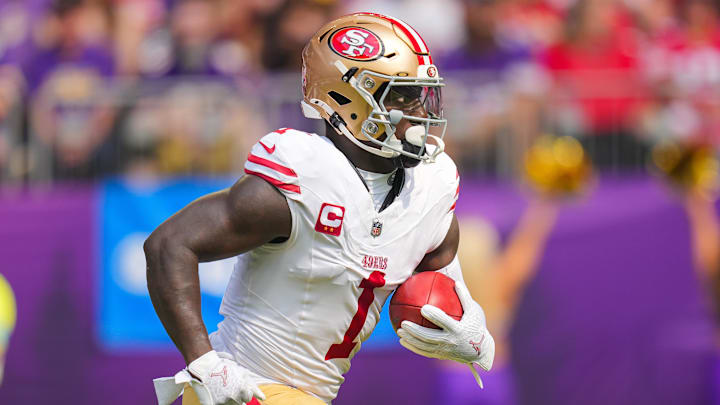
[329,112,347,130]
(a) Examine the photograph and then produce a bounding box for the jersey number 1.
[325,271,386,360]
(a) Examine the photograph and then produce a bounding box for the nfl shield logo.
[371,219,383,238]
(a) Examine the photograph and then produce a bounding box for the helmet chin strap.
[340,123,399,158]
[426,134,445,162]
[382,132,403,155]
[305,98,398,159]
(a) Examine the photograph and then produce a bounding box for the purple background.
[457,178,718,404]
[0,178,718,404]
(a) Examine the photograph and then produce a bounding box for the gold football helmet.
[301,12,446,162]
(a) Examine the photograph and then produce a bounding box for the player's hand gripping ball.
[391,272,495,379]
[523,135,592,197]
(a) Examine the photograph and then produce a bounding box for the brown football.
[389,272,463,331]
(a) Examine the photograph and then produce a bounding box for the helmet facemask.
[350,68,447,163]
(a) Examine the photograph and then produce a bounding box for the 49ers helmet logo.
[329,27,384,61]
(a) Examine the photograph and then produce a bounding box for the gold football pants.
[182,383,326,405]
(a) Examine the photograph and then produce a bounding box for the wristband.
[187,350,220,379]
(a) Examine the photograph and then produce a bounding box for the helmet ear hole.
[328,91,352,106]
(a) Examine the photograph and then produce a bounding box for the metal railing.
[0,69,716,183]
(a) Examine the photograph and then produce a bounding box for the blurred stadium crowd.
[0,0,719,181]
[1,2,720,404]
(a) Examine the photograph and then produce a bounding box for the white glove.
[153,350,266,405]
[397,282,495,387]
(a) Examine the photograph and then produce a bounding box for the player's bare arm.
[144,175,291,365]
[415,215,460,272]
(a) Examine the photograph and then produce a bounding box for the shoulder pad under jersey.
[243,128,328,201]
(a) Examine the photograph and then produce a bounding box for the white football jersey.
[209,128,459,403]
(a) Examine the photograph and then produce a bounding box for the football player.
[148,13,495,405]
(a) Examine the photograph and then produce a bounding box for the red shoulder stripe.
[244,169,301,194]
[247,153,297,177]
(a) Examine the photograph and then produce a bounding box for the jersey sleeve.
[243,128,305,202]
[426,154,460,253]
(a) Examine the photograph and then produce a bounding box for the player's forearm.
[497,200,558,301]
[145,235,212,364]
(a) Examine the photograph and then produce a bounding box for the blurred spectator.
[117,81,267,177]
[115,0,277,177]
[0,65,24,181]
[0,1,42,181]
[495,0,565,51]
[19,0,117,179]
[113,0,167,76]
[256,0,336,135]
[261,0,336,72]
[135,0,246,77]
[674,0,720,97]
[342,0,465,52]
[631,0,680,41]
[23,0,114,91]
[441,0,533,72]
[638,0,720,147]
[439,0,547,175]
[214,0,269,75]
[0,1,33,66]
[541,0,649,170]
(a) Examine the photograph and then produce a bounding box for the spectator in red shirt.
[541,0,648,170]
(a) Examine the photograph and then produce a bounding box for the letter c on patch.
[315,203,345,236]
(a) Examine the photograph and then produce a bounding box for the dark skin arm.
[144,175,292,364]
[415,215,460,272]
